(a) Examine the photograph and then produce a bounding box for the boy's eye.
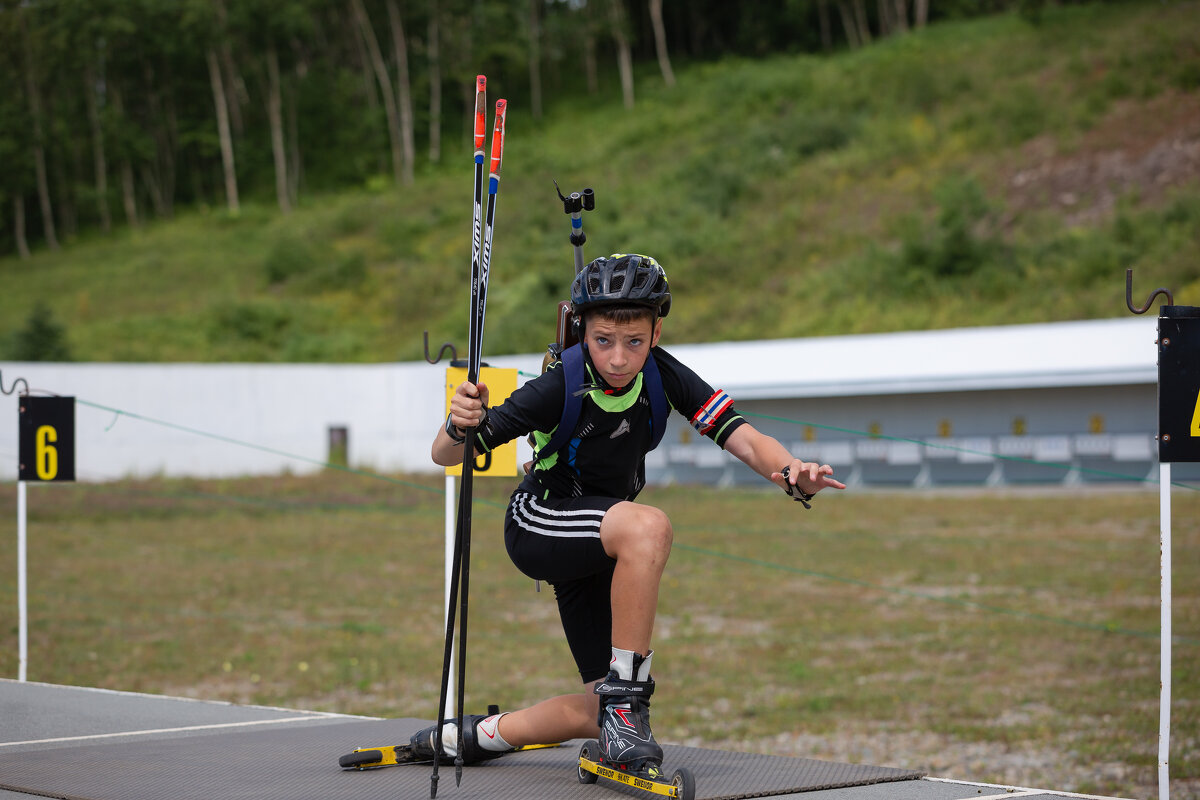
[594,336,609,345]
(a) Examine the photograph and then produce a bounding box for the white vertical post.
[1159,461,1172,800]
[17,480,28,682]
[444,473,457,718]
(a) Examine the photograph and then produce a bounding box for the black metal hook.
[423,331,459,365]
[1126,268,1174,315]
[1,370,30,396]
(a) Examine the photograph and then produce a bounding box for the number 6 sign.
[18,396,75,482]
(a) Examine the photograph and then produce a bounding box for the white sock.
[438,713,512,757]
[636,650,654,682]
[476,713,513,752]
[610,647,654,681]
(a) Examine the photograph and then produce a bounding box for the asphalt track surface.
[0,679,1135,800]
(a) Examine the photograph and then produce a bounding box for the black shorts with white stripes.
[504,489,622,682]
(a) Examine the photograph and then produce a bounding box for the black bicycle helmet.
[570,253,672,318]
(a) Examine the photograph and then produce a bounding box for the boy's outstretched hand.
[771,460,846,507]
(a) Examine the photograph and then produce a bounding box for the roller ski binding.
[339,706,512,770]
[576,652,696,800]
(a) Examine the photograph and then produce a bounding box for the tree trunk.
[853,0,873,44]
[287,60,302,206]
[877,0,893,36]
[266,43,291,213]
[109,84,140,228]
[206,49,240,214]
[350,0,404,187]
[83,62,112,233]
[893,0,910,33]
[14,196,31,259]
[144,59,176,218]
[836,2,862,48]
[608,0,635,110]
[119,160,138,227]
[213,0,246,138]
[55,140,79,239]
[649,0,675,88]
[817,0,833,51]
[584,30,599,94]
[140,163,167,218]
[528,0,543,119]
[914,0,929,27]
[427,0,442,164]
[21,28,58,250]
[386,0,416,185]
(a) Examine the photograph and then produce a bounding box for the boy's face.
[581,314,662,390]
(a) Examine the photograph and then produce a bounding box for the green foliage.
[209,300,293,350]
[899,176,997,280]
[1,2,1198,361]
[263,236,321,285]
[7,301,72,361]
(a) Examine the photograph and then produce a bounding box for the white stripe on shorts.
[512,492,605,539]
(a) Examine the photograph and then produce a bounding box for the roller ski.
[576,651,696,800]
[339,708,529,770]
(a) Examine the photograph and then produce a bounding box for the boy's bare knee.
[602,503,673,559]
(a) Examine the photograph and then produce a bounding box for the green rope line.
[742,410,1199,490]
[75,399,444,497]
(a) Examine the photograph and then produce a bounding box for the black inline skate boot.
[594,650,663,771]
[408,711,513,765]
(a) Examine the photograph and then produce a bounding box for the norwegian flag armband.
[691,390,734,437]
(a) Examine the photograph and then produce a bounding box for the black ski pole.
[430,78,507,800]
[431,74,487,800]
[454,95,506,789]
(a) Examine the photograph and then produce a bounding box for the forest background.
[0,0,1198,363]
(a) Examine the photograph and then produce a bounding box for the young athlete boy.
[420,253,844,771]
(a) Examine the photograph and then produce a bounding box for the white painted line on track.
[0,714,343,748]
[0,677,378,719]
[925,776,1138,800]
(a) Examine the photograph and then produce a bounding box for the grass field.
[1,471,1196,798]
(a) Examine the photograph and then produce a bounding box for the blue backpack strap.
[536,344,669,461]
[536,343,585,461]
[643,350,668,451]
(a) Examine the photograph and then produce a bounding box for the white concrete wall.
[0,318,1166,485]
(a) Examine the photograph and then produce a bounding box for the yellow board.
[445,366,519,477]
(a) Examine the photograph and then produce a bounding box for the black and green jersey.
[473,346,746,501]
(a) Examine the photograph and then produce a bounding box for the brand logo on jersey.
[610,419,631,439]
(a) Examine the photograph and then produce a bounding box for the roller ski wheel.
[576,740,696,800]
